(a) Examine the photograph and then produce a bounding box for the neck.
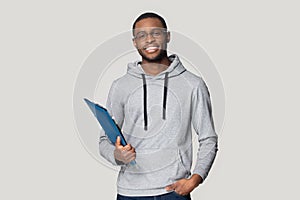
[141,56,171,76]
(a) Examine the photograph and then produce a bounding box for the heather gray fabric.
[99,54,218,196]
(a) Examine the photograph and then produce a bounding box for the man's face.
[133,18,170,62]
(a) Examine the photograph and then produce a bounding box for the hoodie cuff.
[114,158,126,166]
[192,167,208,182]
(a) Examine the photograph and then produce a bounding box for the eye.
[136,32,146,39]
[152,31,161,37]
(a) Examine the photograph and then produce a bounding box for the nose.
[145,33,155,43]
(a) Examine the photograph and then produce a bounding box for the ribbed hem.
[117,187,171,197]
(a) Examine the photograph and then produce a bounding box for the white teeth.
[145,46,158,52]
[146,46,158,50]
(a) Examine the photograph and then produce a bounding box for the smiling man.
[99,12,218,200]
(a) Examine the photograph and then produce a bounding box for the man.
[99,12,218,200]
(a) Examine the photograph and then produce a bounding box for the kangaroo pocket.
[117,148,190,190]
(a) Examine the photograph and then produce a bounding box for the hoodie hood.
[126,54,186,131]
[127,54,186,79]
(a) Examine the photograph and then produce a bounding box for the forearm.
[193,136,218,181]
[99,135,119,166]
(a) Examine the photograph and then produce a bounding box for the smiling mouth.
[144,46,159,53]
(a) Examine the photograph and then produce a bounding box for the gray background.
[1,0,299,199]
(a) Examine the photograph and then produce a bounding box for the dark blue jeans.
[116,192,191,200]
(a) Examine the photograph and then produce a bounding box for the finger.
[123,150,135,158]
[128,147,135,153]
[126,153,136,162]
[128,156,136,162]
[175,184,183,194]
[121,151,135,163]
[174,181,189,195]
[124,144,132,151]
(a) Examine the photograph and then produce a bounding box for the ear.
[132,38,137,48]
[166,31,171,43]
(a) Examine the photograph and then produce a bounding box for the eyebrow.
[136,28,165,34]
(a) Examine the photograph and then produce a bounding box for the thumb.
[115,136,121,147]
[165,183,176,191]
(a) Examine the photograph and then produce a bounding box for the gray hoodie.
[99,54,218,196]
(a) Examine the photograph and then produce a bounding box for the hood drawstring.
[142,72,169,131]
[163,72,169,120]
[142,74,148,131]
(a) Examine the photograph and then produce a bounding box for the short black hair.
[132,12,167,35]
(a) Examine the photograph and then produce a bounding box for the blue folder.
[84,98,136,165]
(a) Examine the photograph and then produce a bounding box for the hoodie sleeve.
[191,78,218,181]
[98,80,126,166]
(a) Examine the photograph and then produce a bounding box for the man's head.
[132,12,167,33]
[132,12,170,63]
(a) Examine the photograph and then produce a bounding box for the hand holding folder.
[84,98,136,165]
[114,136,136,165]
